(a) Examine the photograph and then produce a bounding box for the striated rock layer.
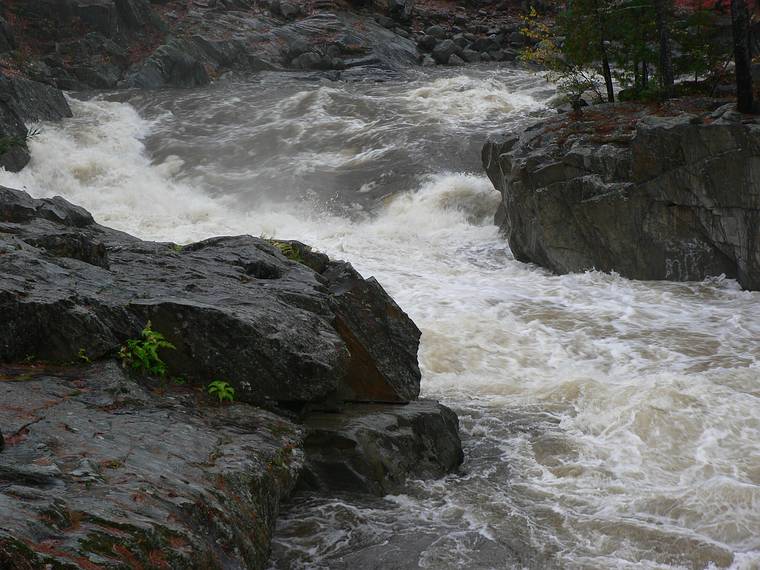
[483,103,760,290]
[0,187,463,569]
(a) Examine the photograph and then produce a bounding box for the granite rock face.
[0,361,304,570]
[0,187,464,568]
[301,400,463,495]
[483,103,760,290]
[0,75,72,172]
[0,187,421,405]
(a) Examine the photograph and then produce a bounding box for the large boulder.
[0,187,422,405]
[483,103,760,290]
[300,400,463,495]
[0,188,465,568]
[0,360,304,569]
[0,75,71,172]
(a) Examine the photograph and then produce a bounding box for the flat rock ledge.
[0,187,463,569]
[483,102,760,290]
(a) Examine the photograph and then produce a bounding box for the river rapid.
[3,65,759,570]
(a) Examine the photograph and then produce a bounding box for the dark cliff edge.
[0,187,464,569]
[483,101,760,291]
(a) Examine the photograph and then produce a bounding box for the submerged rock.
[483,103,760,290]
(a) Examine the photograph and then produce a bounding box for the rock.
[8,0,423,90]
[452,33,468,48]
[471,36,499,52]
[0,184,464,567]
[0,146,30,173]
[0,75,72,123]
[300,400,463,494]
[271,0,303,19]
[0,360,304,569]
[421,53,435,66]
[424,24,446,39]
[323,260,422,403]
[375,15,396,29]
[0,75,71,173]
[448,53,465,66]
[432,39,457,64]
[417,34,437,51]
[483,107,760,290]
[507,30,525,46]
[0,187,422,404]
[461,48,481,63]
[124,39,210,88]
[385,0,415,20]
[0,17,16,53]
[488,48,505,61]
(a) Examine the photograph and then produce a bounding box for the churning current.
[3,66,759,570]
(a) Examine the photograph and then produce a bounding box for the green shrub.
[207,380,235,404]
[119,321,175,377]
[269,240,304,264]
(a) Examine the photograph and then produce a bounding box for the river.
[2,65,759,569]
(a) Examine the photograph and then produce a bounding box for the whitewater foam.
[3,68,759,569]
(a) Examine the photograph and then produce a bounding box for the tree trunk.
[594,0,615,102]
[731,0,754,113]
[635,60,641,90]
[601,46,615,102]
[653,0,674,97]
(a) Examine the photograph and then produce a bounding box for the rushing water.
[3,65,760,569]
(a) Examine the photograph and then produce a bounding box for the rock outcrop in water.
[0,75,72,172]
[483,101,760,290]
[0,187,463,569]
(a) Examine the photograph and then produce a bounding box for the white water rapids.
[2,66,759,569]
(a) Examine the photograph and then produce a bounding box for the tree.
[731,0,754,112]
[654,0,675,96]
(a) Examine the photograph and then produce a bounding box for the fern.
[207,380,235,404]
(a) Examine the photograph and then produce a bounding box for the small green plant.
[77,348,91,364]
[119,321,175,377]
[269,239,304,263]
[207,380,235,404]
[169,243,183,253]
[0,127,41,155]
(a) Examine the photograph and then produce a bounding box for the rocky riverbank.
[0,1,527,91]
[0,0,529,172]
[483,100,760,290]
[0,186,463,568]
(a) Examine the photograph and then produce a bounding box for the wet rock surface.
[0,187,463,567]
[0,0,526,92]
[483,102,760,290]
[0,186,421,405]
[301,400,463,495]
[0,75,72,172]
[0,361,304,569]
